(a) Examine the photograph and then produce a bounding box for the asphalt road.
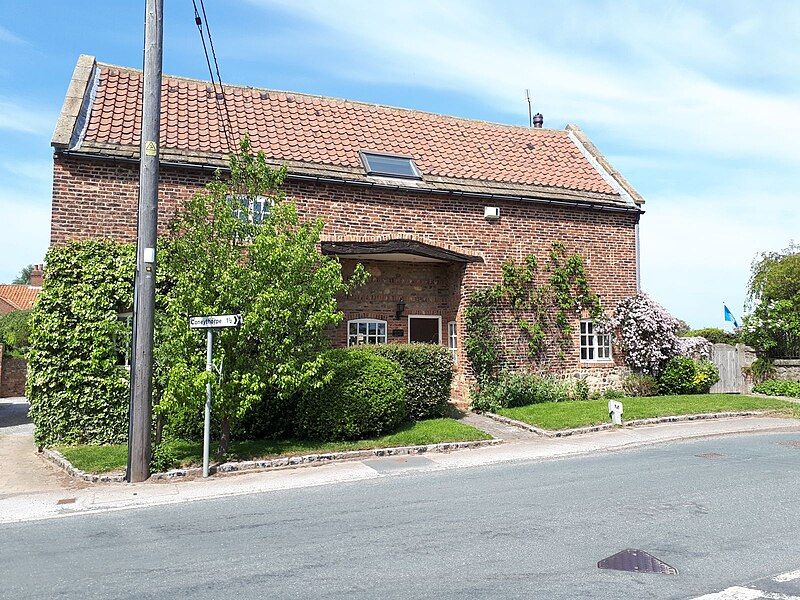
[2,432,800,600]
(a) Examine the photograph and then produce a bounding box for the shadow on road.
[0,398,33,432]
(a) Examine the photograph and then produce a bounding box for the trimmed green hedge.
[27,241,135,446]
[294,349,406,441]
[365,343,453,420]
[753,379,800,398]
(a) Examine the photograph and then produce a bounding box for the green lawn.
[497,394,797,431]
[56,418,491,474]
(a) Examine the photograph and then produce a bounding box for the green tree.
[0,309,32,358]
[157,138,367,456]
[12,264,33,284]
[743,244,800,357]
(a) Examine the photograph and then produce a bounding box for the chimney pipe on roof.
[532,113,544,128]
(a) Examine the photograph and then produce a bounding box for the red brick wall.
[0,345,27,398]
[51,154,639,398]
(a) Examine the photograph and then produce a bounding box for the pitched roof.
[53,55,644,209]
[0,285,40,311]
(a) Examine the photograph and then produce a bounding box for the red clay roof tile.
[80,63,619,196]
[0,285,40,311]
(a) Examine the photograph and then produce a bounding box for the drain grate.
[779,440,800,449]
[696,452,725,459]
[598,549,678,575]
[56,497,76,505]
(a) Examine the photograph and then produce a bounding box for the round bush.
[365,343,453,420]
[294,349,407,441]
[658,356,719,395]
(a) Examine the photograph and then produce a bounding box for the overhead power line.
[191,0,235,152]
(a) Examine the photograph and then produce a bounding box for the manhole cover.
[779,440,800,449]
[598,549,678,575]
[696,452,725,459]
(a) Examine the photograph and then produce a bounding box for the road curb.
[41,438,504,483]
[41,448,126,483]
[481,410,777,438]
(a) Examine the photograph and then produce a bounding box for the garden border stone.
[482,410,776,438]
[42,438,503,483]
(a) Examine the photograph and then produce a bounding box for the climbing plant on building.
[464,242,601,382]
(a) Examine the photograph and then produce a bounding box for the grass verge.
[55,418,491,474]
[497,394,797,431]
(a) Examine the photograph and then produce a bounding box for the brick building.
[51,55,645,398]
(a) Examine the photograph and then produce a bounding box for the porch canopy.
[320,239,483,264]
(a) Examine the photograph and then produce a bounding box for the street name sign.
[189,314,242,329]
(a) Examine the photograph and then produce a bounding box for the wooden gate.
[710,343,755,394]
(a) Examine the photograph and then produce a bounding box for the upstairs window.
[580,320,612,362]
[232,195,271,224]
[360,151,421,179]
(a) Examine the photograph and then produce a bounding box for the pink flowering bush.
[676,336,712,361]
[604,293,682,376]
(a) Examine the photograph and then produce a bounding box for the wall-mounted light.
[395,298,406,320]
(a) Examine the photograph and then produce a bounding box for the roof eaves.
[61,145,637,211]
[565,124,646,206]
[52,54,97,149]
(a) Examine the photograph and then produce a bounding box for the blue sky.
[1,0,798,328]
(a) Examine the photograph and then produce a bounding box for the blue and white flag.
[723,304,739,328]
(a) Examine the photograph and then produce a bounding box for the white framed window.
[348,319,388,346]
[447,321,457,363]
[580,319,612,362]
[232,195,271,224]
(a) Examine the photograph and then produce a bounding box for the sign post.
[189,314,242,477]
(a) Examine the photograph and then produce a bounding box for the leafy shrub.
[27,241,135,446]
[150,441,179,473]
[753,379,800,398]
[365,343,453,420]
[682,328,740,345]
[603,389,626,399]
[658,356,720,395]
[471,371,571,412]
[573,378,590,402]
[0,309,32,358]
[622,373,659,397]
[235,391,296,440]
[294,349,406,441]
[745,357,775,384]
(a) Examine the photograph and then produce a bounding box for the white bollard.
[608,399,623,425]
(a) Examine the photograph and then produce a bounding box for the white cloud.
[241,0,800,327]
[0,25,26,45]
[249,0,800,166]
[0,192,50,283]
[0,99,54,135]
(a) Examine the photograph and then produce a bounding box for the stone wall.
[773,359,800,382]
[564,365,630,393]
[0,344,27,398]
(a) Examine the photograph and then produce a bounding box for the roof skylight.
[360,151,421,179]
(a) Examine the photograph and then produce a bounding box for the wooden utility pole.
[127,0,164,483]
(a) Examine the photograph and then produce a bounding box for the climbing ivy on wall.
[27,241,136,446]
[464,242,601,382]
